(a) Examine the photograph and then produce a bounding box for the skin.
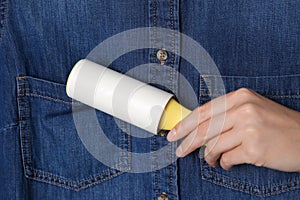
[167,88,300,172]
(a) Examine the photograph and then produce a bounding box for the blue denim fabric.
[0,0,299,199]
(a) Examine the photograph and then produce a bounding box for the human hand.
[167,88,300,172]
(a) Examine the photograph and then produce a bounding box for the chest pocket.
[199,74,300,197]
[16,76,131,191]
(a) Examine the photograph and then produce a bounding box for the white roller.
[66,59,173,134]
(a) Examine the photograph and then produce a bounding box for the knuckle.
[197,103,209,118]
[197,123,208,139]
[243,124,259,134]
[238,102,259,118]
[243,143,260,162]
[185,135,201,152]
[204,154,212,163]
[221,153,231,167]
[254,159,265,167]
[239,125,263,163]
[243,125,263,146]
[235,88,254,99]
[207,147,217,159]
[194,128,204,143]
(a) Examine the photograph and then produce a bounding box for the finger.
[175,109,236,157]
[168,94,228,142]
[169,110,231,142]
[203,136,220,167]
[219,146,245,170]
[205,129,242,167]
[168,89,252,142]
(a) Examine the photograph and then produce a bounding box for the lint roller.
[66,59,191,134]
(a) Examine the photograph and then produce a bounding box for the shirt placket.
[148,0,180,199]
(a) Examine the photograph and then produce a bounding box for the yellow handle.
[159,99,191,130]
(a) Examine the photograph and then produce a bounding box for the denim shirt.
[0,0,299,199]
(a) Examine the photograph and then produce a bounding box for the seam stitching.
[30,167,126,191]
[201,160,300,197]
[24,77,32,167]
[169,0,175,93]
[31,163,128,185]
[25,93,81,105]
[152,0,157,83]
[169,0,175,198]
[17,78,28,173]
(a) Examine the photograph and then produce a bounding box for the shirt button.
[157,192,168,200]
[158,131,166,137]
[157,48,168,64]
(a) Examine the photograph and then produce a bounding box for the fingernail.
[168,129,176,140]
[176,145,183,157]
